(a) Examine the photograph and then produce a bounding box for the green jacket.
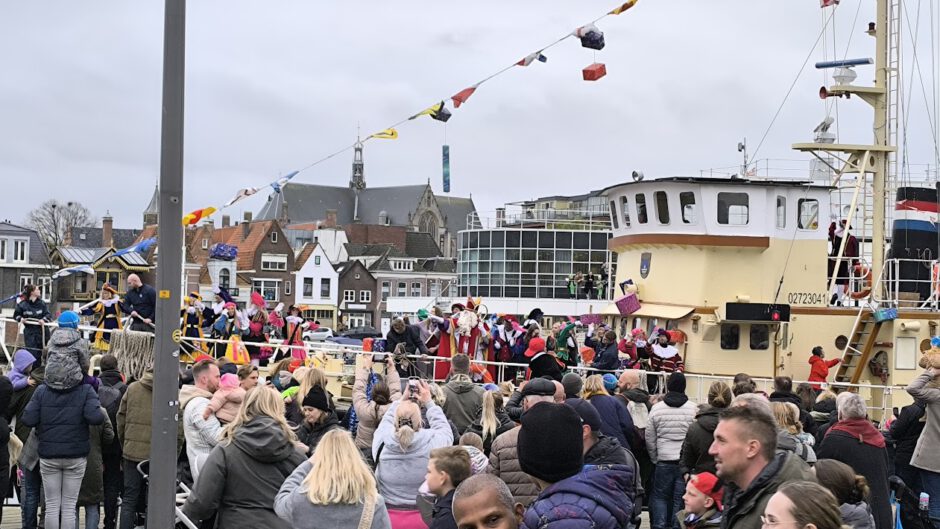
[721,452,814,529]
[117,373,154,462]
[678,507,722,529]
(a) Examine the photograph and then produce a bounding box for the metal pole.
[148,0,185,527]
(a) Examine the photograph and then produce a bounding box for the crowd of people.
[3,290,940,529]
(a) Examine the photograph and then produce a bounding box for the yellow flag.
[409,102,443,120]
[369,128,399,140]
[609,0,638,15]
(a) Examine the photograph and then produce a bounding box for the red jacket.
[808,355,840,389]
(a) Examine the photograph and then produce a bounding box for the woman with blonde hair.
[182,387,306,529]
[373,379,453,528]
[286,366,335,426]
[465,391,514,455]
[581,374,636,450]
[275,429,392,529]
[772,401,817,463]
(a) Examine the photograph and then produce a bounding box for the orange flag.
[182,207,217,226]
[451,86,478,108]
[609,0,638,14]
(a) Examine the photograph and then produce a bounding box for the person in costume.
[280,305,310,361]
[554,320,582,369]
[267,302,285,340]
[428,298,492,380]
[828,218,859,305]
[645,329,684,393]
[80,283,124,351]
[204,285,234,329]
[211,302,243,358]
[180,292,208,356]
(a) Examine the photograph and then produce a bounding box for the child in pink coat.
[203,373,245,423]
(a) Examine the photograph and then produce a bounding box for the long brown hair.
[814,459,871,505]
[776,481,845,529]
[219,386,298,446]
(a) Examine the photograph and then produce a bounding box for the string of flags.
[179,0,641,226]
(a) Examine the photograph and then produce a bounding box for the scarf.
[828,418,886,448]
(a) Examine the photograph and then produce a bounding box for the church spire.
[350,140,366,222]
[143,184,159,227]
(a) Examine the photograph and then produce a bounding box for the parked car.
[326,336,363,347]
[338,326,383,340]
[303,327,334,342]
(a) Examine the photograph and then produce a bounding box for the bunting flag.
[224,187,260,208]
[410,101,445,120]
[516,52,548,67]
[609,0,639,15]
[182,207,218,226]
[112,237,157,258]
[270,170,299,194]
[820,0,839,6]
[451,86,478,108]
[369,128,399,140]
[0,293,21,305]
[52,265,95,279]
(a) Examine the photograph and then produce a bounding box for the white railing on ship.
[874,258,940,310]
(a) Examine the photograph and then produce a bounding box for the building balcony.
[467,208,612,232]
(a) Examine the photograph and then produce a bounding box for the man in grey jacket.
[442,354,484,433]
[646,372,697,529]
[181,360,221,485]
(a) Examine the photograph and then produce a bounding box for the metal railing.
[875,258,940,310]
[467,209,613,232]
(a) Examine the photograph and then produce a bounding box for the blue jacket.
[21,383,105,459]
[587,394,636,451]
[521,465,635,529]
[585,337,619,372]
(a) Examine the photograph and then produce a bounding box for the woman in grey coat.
[275,429,391,529]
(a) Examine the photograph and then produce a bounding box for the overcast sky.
[1,1,937,232]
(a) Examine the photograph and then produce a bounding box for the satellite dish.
[631,171,644,182]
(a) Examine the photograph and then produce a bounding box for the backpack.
[98,382,125,426]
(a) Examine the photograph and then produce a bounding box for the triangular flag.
[270,170,299,194]
[516,52,548,67]
[609,0,639,15]
[112,237,157,258]
[52,264,96,279]
[0,293,22,305]
[182,207,218,226]
[451,86,478,108]
[224,187,260,208]
[369,128,399,140]
[409,102,444,120]
[820,0,839,6]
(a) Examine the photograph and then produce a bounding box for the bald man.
[124,273,157,331]
[552,380,565,403]
[453,474,524,529]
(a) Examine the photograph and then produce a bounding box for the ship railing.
[826,255,873,307]
[874,258,940,311]
[466,209,613,232]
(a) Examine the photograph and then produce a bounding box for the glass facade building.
[457,229,614,299]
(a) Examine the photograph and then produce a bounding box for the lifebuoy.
[850,263,872,299]
[931,262,940,296]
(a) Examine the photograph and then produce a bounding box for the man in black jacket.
[124,274,156,331]
[98,354,127,529]
[768,376,818,437]
[386,317,431,379]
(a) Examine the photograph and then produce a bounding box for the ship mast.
[793,0,895,289]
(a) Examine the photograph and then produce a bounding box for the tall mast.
[793,0,895,289]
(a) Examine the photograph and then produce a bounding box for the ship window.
[680,192,696,224]
[798,199,819,230]
[655,191,670,224]
[717,193,749,225]
[635,194,648,224]
[720,323,740,350]
[609,200,620,229]
[776,196,786,229]
[620,196,631,227]
[750,324,769,350]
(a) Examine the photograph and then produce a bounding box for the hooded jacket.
[6,365,43,444]
[183,416,305,529]
[8,349,36,391]
[78,406,115,506]
[298,410,341,456]
[585,336,620,372]
[180,384,222,484]
[352,367,401,452]
[888,401,926,467]
[906,371,940,473]
[646,393,697,463]
[808,355,840,388]
[588,393,637,452]
[22,382,105,459]
[43,328,91,391]
[817,419,892,529]
[487,427,539,507]
[372,400,454,508]
[520,465,635,529]
[678,507,722,529]
[840,501,876,529]
[680,405,721,475]
[441,376,485,433]
[721,452,814,529]
[274,460,392,529]
[117,372,153,462]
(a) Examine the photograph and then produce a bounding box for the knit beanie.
[561,372,584,398]
[518,402,583,483]
[667,372,687,394]
[219,373,239,389]
[302,385,330,412]
[565,398,602,432]
[602,373,618,392]
[219,362,238,377]
[57,311,80,329]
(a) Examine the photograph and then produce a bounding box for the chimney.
[325,209,337,229]
[102,215,114,248]
[222,215,231,228]
[242,220,250,240]
[243,211,253,223]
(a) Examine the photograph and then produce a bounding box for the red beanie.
[690,472,724,511]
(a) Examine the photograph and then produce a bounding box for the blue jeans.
[921,469,940,524]
[22,465,43,529]
[77,505,100,529]
[650,461,684,529]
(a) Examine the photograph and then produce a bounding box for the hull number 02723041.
[787,292,826,305]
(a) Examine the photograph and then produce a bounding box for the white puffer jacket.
[645,398,697,463]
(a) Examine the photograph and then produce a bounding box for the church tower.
[143,185,159,227]
[350,141,366,221]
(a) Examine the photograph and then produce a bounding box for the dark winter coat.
[0,378,12,500]
[527,353,563,382]
[386,326,430,378]
[769,391,818,437]
[442,377,485,434]
[487,427,539,507]
[817,420,892,529]
[124,284,157,323]
[721,452,814,529]
[840,501,876,529]
[14,297,51,355]
[678,508,722,529]
[465,408,515,455]
[98,369,127,456]
[505,390,524,422]
[587,393,637,452]
[43,328,91,391]
[78,407,115,506]
[584,435,630,466]
[285,388,336,427]
[585,336,619,372]
[680,405,721,476]
[6,365,43,444]
[521,465,635,529]
[297,410,342,456]
[182,416,306,529]
[21,383,106,459]
[429,489,458,529]
[888,401,926,468]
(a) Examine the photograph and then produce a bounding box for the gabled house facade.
[0,222,55,315]
[49,246,152,312]
[336,260,378,329]
[293,243,339,327]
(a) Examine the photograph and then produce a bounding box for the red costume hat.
[690,472,723,510]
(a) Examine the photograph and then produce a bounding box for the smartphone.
[408,377,420,399]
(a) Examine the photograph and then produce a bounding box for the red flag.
[820,0,839,6]
[451,86,477,108]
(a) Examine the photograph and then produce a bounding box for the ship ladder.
[834,307,884,385]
